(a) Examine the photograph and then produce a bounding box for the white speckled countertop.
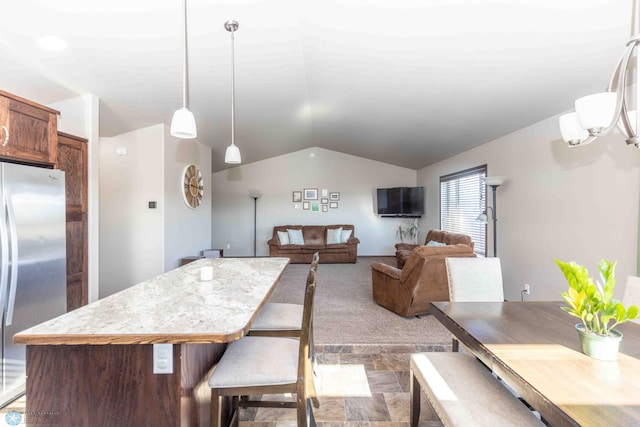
[14,257,290,345]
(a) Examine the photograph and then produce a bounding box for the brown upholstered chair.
[395,229,475,268]
[371,245,476,316]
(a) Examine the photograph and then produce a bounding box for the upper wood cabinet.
[0,90,59,165]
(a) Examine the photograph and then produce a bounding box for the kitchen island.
[14,257,290,427]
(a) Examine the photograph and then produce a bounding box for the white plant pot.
[576,324,623,361]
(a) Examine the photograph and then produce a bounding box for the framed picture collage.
[292,188,340,212]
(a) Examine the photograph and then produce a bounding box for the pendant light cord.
[230,27,236,147]
[181,0,189,109]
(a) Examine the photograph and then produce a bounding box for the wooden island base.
[26,343,224,426]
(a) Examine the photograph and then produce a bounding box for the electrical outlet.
[226,243,231,249]
[524,284,530,296]
[153,344,173,374]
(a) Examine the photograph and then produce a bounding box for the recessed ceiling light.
[36,35,68,52]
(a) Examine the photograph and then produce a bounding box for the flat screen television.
[377,186,424,216]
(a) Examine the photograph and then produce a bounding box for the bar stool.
[248,253,319,337]
[209,269,319,427]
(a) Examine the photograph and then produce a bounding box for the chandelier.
[559,0,640,148]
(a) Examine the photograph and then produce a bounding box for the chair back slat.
[311,252,320,272]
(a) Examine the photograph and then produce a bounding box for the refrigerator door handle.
[5,190,18,326]
[0,181,8,322]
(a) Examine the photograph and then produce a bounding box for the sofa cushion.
[302,226,326,246]
[277,231,290,245]
[324,244,350,252]
[341,229,352,243]
[287,229,305,245]
[425,229,474,249]
[426,240,446,247]
[327,228,342,245]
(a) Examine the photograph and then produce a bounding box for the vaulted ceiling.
[0,0,631,171]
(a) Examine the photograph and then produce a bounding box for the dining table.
[429,301,640,427]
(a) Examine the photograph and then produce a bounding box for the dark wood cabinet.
[0,90,59,165]
[56,132,88,311]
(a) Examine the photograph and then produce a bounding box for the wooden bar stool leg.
[410,369,421,427]
[211,391,222,427]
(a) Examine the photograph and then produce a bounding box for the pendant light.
[559,0,640,148]
[224,20,242,164]
[170,0,197,139]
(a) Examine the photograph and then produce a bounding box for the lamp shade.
[575,92,617,131]
[476,212,488,223]
[482,176,507,186]
[559,112,589,144]
[170,108,197,139]
[225,144,242,164]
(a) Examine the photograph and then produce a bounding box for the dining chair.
[445,257,504,351]
[248,252,319,337]
[623,275,640,324]
[208,268,318,427]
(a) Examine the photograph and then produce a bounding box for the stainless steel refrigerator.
[0,162,66,407]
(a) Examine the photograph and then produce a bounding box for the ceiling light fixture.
[36,35,68,52]
[559,0,640,148]
[224,20,242,164]
[170,0,197,139]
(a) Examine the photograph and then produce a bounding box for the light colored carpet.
[268,256,452,345]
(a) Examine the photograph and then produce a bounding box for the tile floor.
[239,344,448,427]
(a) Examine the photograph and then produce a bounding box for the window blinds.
[440,166,487,256]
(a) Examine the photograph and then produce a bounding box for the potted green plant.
[395,219,419,244]
[406,218,419,244]
[394,224,406,243]
[555,258,639,361]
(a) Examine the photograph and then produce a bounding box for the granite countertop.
[14,257,290,345]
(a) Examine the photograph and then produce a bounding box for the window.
[440,165,487,256]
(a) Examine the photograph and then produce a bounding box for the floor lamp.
[477,176,506,257]
[250,192,261,256]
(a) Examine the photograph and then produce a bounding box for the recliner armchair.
[395,229,475,268]
[371,245,476,316]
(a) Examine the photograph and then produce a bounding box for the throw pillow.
[277,231,290,245]
[287,229,305,245]
[326,228,342,245]
[426,240,446,247]
[341,229,352,243]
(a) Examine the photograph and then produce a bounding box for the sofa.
[395,229,475,268]
[371,244,476,316]
[267,225,359,263]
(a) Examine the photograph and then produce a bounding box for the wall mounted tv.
[376,186,424,217]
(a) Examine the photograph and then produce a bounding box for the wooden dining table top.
[429,301,640,427]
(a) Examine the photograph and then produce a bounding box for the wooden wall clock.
[182,164,204,209]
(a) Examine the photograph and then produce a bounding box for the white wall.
[163,125,212,271]
[418,114,640,301]
[99,125,164,298]
[211,147,417,256]
[48,94,100,303]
